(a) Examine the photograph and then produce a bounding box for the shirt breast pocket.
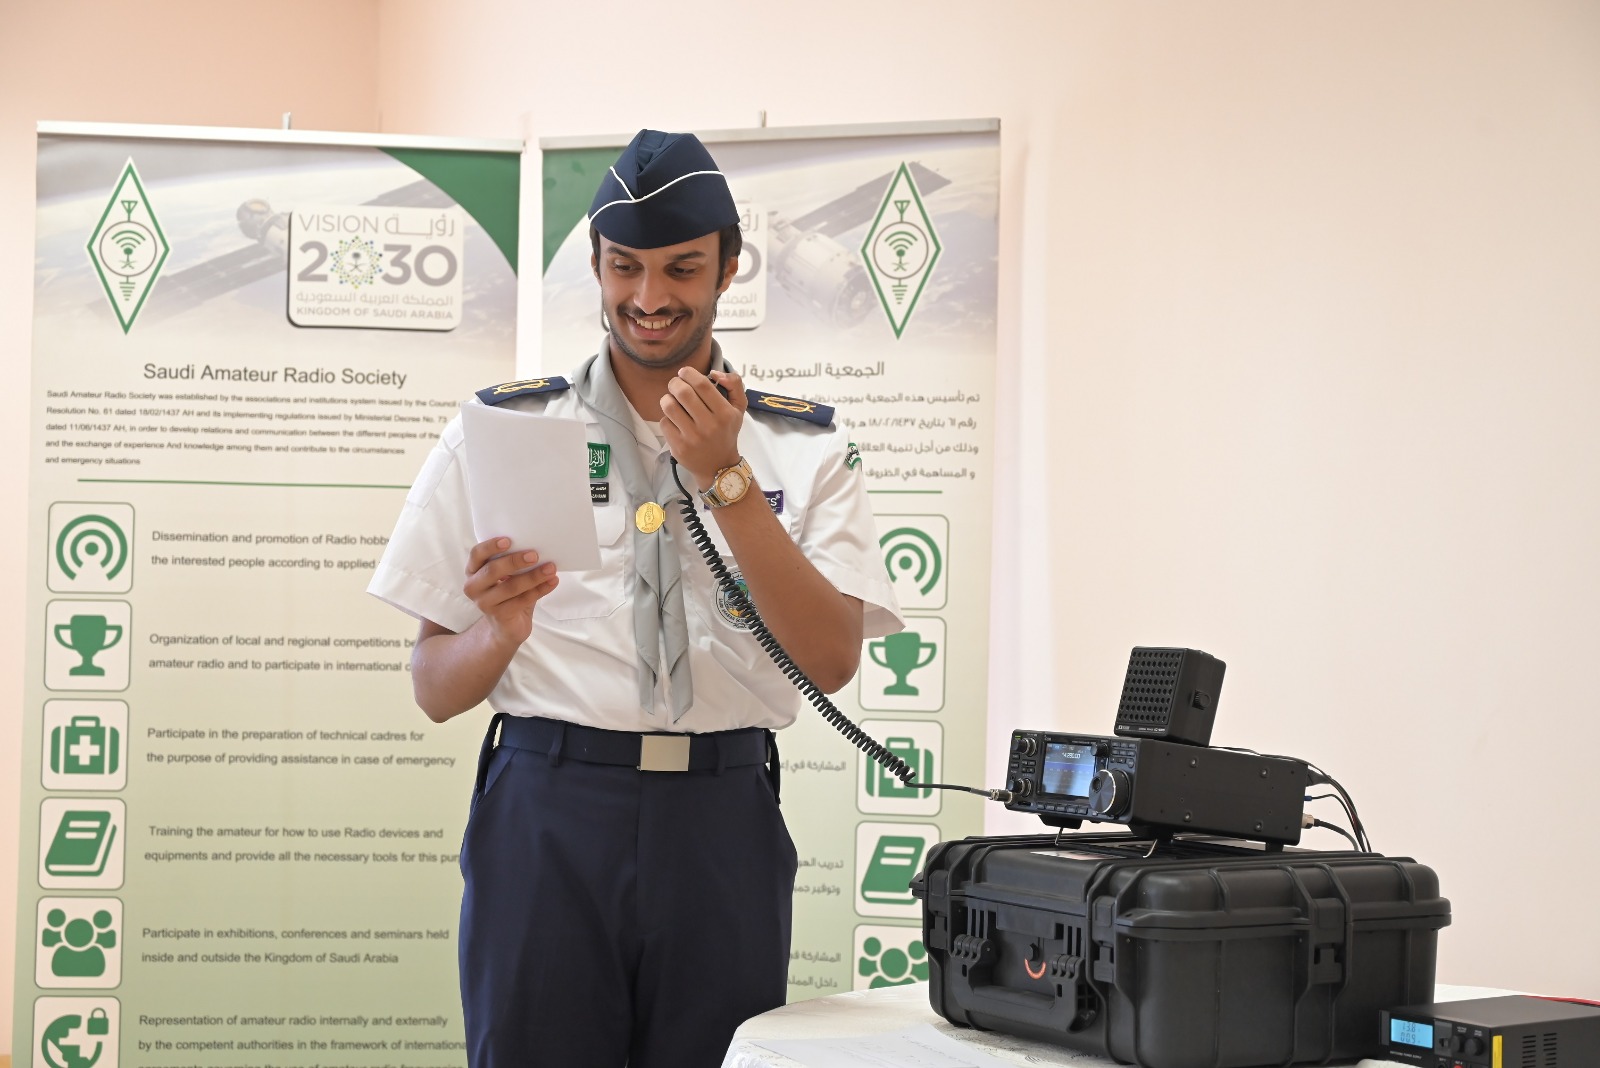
[535,501,628,621]
[688,494,807,623]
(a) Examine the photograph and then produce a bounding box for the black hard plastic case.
[912,833,1450,1068]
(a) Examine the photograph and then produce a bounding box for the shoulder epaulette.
[475,377,571,406]
[745,389,834,427]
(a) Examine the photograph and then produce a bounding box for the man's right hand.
[464,537,559,648]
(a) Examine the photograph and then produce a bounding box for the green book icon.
[861,835,926,904]
[44,810,117,877]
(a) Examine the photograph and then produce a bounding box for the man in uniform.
[369,129,903,1066]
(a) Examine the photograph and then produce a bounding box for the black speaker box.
[1113,647,1225,746]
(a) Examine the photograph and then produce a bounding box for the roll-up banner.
[14,123,520,1067]
[541,119,1001,999]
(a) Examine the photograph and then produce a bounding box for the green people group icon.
[36,899,122,988]
[44,909,117,976]
[48,504,134,594]
[854,926,930,990]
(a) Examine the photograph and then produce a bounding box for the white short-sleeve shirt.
[368,356,904,734]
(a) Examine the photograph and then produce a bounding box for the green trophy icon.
[54,615,123,677]
[869,631,937,695]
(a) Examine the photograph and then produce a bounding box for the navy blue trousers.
[459,719,797,1067]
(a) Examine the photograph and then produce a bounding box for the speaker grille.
[1113,646,1224,746]
[1117,648,1184,728]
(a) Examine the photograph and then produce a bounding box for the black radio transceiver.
[1381,996,1600,1068]
[1004,730,1308,844]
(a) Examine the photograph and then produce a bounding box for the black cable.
[1306,764,1371,851]
[1309,819,1360,850]
[1305,791,1359,832]
[669,460,928,784]
[1217,745,1372,852]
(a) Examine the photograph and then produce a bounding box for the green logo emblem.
[588,442,611,479]
[716,569,756,629]
[860,162,942,338]
[87,160,169,333]
[331,236,383,288]
[845,442,862,470]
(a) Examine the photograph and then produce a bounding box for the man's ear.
[591,251,600,280]
[718,256,740,294]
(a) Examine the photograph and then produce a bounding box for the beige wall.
[6,0,1598,1044]
[377,0,1600,995]
[0,0,381,1047]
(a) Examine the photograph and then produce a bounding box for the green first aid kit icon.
[51,716,120,776]
[864,738,932,800]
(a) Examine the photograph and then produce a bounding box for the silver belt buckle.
[638,735,692,772]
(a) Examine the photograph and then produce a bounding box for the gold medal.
[635,501,666,534]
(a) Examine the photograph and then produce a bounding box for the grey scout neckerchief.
[573,346,733,723]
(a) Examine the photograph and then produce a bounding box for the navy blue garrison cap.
[587,130,739,249]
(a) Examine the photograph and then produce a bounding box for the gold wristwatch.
[699,457,753,509]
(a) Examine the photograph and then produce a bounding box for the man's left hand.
[660,366,747,490]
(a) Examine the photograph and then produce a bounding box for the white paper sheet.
[459,402,601,571]
[753,1024,1017,1068]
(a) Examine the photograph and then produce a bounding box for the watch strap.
[699,457,752,509]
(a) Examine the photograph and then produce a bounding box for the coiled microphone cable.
[670,458,1010,802]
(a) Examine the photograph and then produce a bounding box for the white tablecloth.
[723,982,1516,1067]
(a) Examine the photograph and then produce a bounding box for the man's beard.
[604,301,718,370]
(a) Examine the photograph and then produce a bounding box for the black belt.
[494,714,772,774]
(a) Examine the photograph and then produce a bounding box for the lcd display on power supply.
[1389,1018,1432,1048]
[1041,742,1096,797]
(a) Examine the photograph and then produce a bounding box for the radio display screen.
[1389,1019,1432,1048]
[1041,742,1096,797]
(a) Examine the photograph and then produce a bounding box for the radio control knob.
[1011,735,1038,757]
[1009,777,1033,798]
[1465,1037,1485,1056]
[1088,769,1131,817]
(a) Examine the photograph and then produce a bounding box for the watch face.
[715,467,747,501]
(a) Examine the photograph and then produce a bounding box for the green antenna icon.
[109,228,145,272]
[884,230,919,270]
[879,526,942,595]
[56,514,129,581]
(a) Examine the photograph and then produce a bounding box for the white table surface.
[723,982,1516,1067]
